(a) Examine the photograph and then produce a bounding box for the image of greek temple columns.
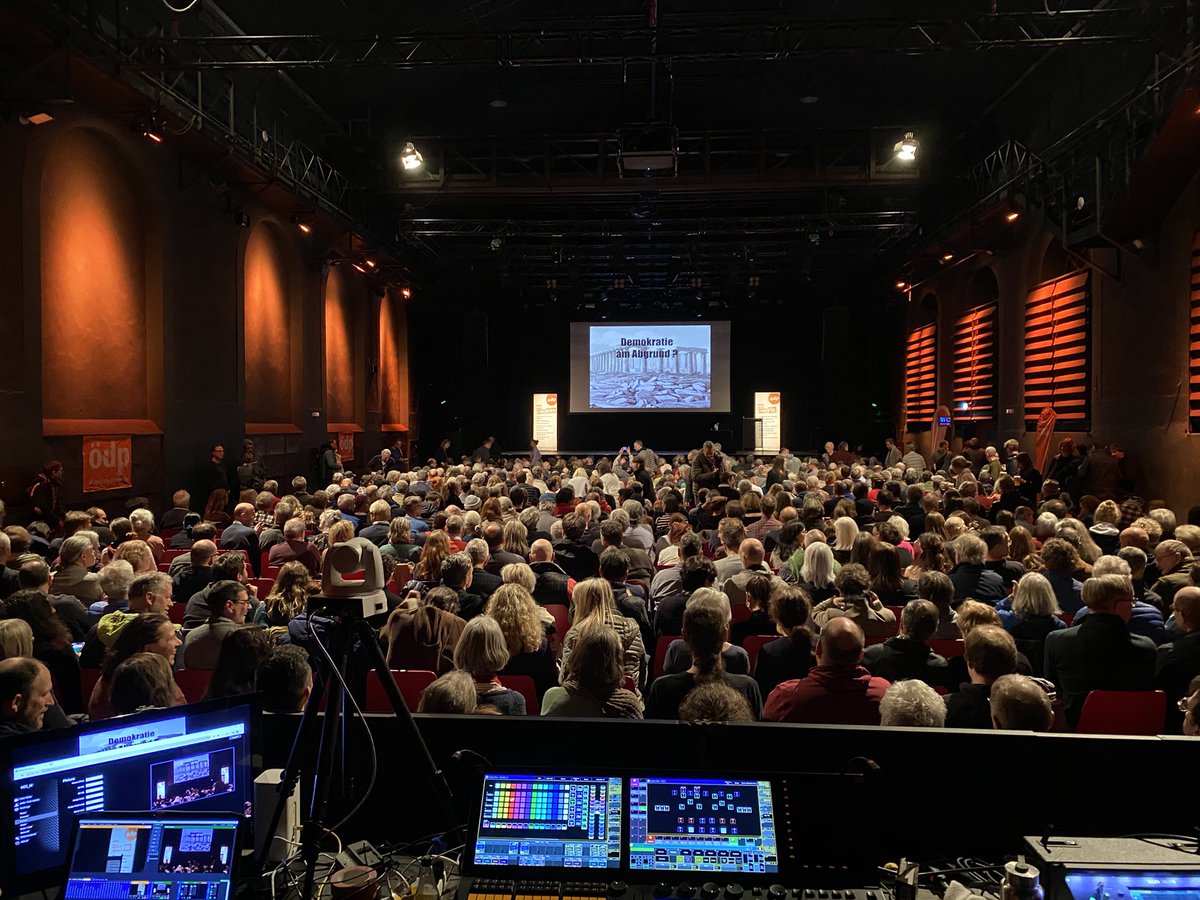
[590,347,709,375]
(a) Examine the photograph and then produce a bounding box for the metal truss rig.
[113,7,1181,71]
[405,213,915,239]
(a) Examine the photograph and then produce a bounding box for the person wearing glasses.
[1181,677,1200,736]
[1155,587,1200,732]
[179,580,253,670]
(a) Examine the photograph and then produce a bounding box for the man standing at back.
[1044,573,1157,728]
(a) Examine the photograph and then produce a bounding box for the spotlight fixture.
[1005,210,1021,223]
[293,215,312,234]
[941,252,954,263]
[895,280,910,292]
[400,141,424,171]
[893,131,919,162]
[234,211,251,228]
[400,286,412,300]
[364,257,377,269]
[352,260,369,274]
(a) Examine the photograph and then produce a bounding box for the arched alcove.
[244,220,302,428]
[324,264,365,430]
[40,127,162,431]
[967,267,999,306]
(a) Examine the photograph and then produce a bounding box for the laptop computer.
[64,810,242,900]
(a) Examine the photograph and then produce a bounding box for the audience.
[862,599,950,687]
[989,674,1055,732]
[879,679,946,728]
[179,580,252,670]
[542,626,643,718]
[258,645,313,713]
[109,652,178,716]
[453,615,526,715]
[753,586,816,697]
[90,613,184,720]
[811,564,897,638]
[205,626,274,700]
[944,626,1018,729]
[0,657,58,736]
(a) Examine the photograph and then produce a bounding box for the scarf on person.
[559,677,643,719]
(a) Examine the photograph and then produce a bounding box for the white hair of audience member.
[1092,555,1132,578]
[609,509,630,530]
[464,510,481,534]
[500,563,536,593]
[550,520,565,541]
[889,515,910,541]
[879,680,947,728]
[465,538,489,567]
[129,508,155,531]
[369,499,391,519]
[686,587,732,625]
[98,559,136,599]
[956,532,988,565]
[800,542,837,589]
[318,509,341,530]
[1010,572,1061,618]
[283,518,306,540]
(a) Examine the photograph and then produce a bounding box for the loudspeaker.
[255,767,299,863]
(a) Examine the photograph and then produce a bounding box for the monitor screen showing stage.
[569,322,732,412]
[628,777,778,874]
[472,773,623,869]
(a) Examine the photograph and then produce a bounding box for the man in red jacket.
[763,618,890,725]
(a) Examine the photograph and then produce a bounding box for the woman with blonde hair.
[0,618,34,659]
[113,540,156,575]
[453,616,526,715]
[381,517,421,564]
[1089,499,1122,555]
[500,562,537,594]
[542,626,643,718]
[998,572,1066,638]
[561,578,645,691]
[831,516,859,563]
[502,519,530,558]
[485,583,556,698]
[413,531,453,583]
[1056,518,1102,566]
[255,561,313,626]
[798,541,838,604]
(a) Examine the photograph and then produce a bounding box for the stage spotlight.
[941,252,954,263]
[895,280,910,291]
[894,131,919,162]
[364,258,377,269]
[400,286,412,300]
[352,260,369,274]
[293,215,312,234]
[1005,210,1021,223]
[400,141,424,171]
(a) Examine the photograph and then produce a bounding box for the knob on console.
[767,885,788,900]
[608,882,628,897]
[677,882,696,899]
[701,883,721,900]
[723,885,744,900]
[653,883,672,899]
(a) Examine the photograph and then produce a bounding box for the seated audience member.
[254,562,312,627]
[220,504,261,574]
[949,533,1006,604]
[205,627,273,700]
[160,490,192,532]
[108,653,178,716]
[754,586,816,697]
[168,522,216,572]
[527,539,573,607]
[662,589,751,676]
[551,513,599,583]
[258,645,313,713]
[730,574,780,646]
[944,625,1018,729]
[1156,586,1200,731]
[646,598,763,720]
[380,586,465,674]
[453,615,526,715]
[1073,556,1167,644]
[0,532,18,600]
[267,519,320,576]
[90,613,183,720]
[650,532,704,600]
[358,501,393,546]
[867,543,918,605]
[542,626,643,719]
[1152,539,1194,608]
[0,618,34,660]
[598,518,653,586]
[440,552,485,621]
[183,552,251,629]
[562,579,646,691]
[997,573,1067,639]
[20,559,91,641]
[1118,546,1162,610]
[918,570,961,639]
[989,674,1055,732]
[418,670,481,714]
[1044,573,1157,728]
[50,533,104,604]
[0,657,58,736]
[982,526,1026,590]
[811,564,897,638]
[128,509,166,564]
[678,682,756,723]
[797,539,839,605]
[713,518,750,586]
[879,679,947,728]
[1040,537,1086,615]
[1089,500,1122,556]
[3,588,83,713]
[654,556,714,640]
[722,539,783,608]
[598,547,653,650]
[863,599,950,687]
[89,559,136,622]
[762,618,889,725]
[1182,675,1200,736]
[81,571,175,668]
[173,540,218,605]
[380,517,421,565]
[486,584,557,698]
[180,580,252,670]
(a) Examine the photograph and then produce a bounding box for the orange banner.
[337,432,355,461]
[82,437,132,493]
[1034,407,1058,475]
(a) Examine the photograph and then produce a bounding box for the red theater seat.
[498,675,539,715]
[1076,690,1166,736]
[365,669,436,712]
[174,669,212,703]
[928,639,966,658]
[742,635,780,675]
[654,635,679,679]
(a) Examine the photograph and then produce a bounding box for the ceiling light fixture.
[1005,210,1021,223]
[400,141,424,171]
[400,286,413,300]
[894,131,919,162]
[895,280,910,292]
[941,252,954,263]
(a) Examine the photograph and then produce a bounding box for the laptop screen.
[65,813,240,900]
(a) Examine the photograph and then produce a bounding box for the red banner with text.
[83,437,132,493]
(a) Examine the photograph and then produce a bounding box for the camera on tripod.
[305,537,389,619]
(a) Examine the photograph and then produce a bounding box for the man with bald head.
[762,617,891,725]
[173,539,218,601]
[1156,585,1200,731]
[220,502,261,574]
[722,538,784,608]
[990,674,1055,732]
[528,539,575,606]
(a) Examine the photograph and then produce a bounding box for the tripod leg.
[300,624,352,899]
[354,619,462,841]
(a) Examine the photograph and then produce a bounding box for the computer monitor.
[64,811,241,900]
[470,773,623,870]
[628,776,779,874]
[1,697,254,893]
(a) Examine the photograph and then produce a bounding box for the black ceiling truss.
[107,7,1184,71]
